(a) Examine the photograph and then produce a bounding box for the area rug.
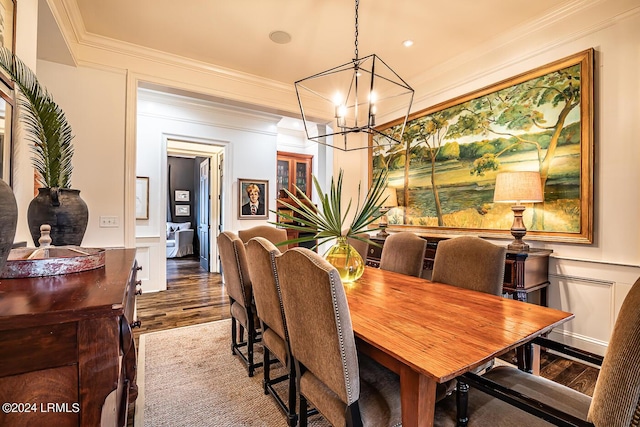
[135,319,330,426]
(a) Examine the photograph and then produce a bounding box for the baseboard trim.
[547,329,607,358]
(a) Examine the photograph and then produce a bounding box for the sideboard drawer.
[0,323,77,377]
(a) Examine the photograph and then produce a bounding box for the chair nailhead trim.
[270,249,290,342]
[232,239,249,303]
[299,248,355,405]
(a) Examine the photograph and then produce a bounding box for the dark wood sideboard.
[0,248,140,427]
[366,235,553,306]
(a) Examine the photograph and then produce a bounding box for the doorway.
[167,139,224,273]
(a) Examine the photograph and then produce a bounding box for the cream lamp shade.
[493,171,543,204]
[381,187,398,208]
[493,171,543,251]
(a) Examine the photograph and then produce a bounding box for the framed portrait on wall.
[238,178,268,219]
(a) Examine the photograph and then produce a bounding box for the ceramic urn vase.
[27,187,88,247]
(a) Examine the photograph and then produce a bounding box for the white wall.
[23,60,127,248]
[136,89,281,291]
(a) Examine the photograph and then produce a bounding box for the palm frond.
[349,168,389,234]
[0,47,74,188]
[272,168,389,246]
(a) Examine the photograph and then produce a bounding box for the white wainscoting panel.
[547,274,612,355]
[135,237,166,293]
[547,257,640,356]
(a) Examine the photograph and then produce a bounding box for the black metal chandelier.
[294,0,414,151]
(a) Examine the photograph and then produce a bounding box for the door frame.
[164,136,225,273]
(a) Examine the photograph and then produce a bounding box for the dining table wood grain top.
[344,266,574,427]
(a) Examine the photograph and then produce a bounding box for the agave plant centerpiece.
[0,47,88,247]
[273,168,389,282]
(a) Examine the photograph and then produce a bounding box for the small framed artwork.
[135,176,149,220]
[175,190,190,202]
[238,178,268,219]
[176,205,190,216]
[277,208,295,224]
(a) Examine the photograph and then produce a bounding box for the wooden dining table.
[344,267,574,427]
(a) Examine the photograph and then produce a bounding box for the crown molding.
[44,0,302,122]
[55,1,291,90]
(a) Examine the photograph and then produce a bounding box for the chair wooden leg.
[230,317,237,355]
[295,359,307,427]
[247,325,255,377]
[456,379,469,427]
[345,403,363,427]
[299,394,308,427]
[516,343,534,373]
[287,360,297,427]
[263,346,271,395]
[239,324,245,344]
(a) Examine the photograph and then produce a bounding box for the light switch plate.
[99,216,119,228]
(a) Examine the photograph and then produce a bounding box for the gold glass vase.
[324,237,365,283]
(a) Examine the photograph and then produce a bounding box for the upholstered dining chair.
[216,231,262,377]
[434,275,640,427]
[347,236,370,262]
[245,237,297,427]
[276,247,402,427]
[431,236,507,296]
[238,225,288,247]
[379,231,427,277]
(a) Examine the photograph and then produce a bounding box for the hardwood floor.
[134,256,229,339]
[128,256,598,425]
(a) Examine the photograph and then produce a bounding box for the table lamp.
[377,187,398,237]
[493,171,543,251]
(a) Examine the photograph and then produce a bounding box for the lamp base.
[376,225,389,238]
[377,207,391,238]
[507,240,530,252]
[508,205,530,252]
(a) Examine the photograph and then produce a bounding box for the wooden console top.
[0,248,137,330]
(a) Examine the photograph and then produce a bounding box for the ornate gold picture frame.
[370,49,594,244]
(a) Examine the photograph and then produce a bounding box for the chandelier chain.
[354,0,359,60]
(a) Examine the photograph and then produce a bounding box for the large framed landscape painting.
[370,49,594,244]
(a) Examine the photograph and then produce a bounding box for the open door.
[198,158,210,271]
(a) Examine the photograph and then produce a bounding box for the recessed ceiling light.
[269,31,292,44]
[402,40,414,47]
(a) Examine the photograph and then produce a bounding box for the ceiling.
[44,0,577,88]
